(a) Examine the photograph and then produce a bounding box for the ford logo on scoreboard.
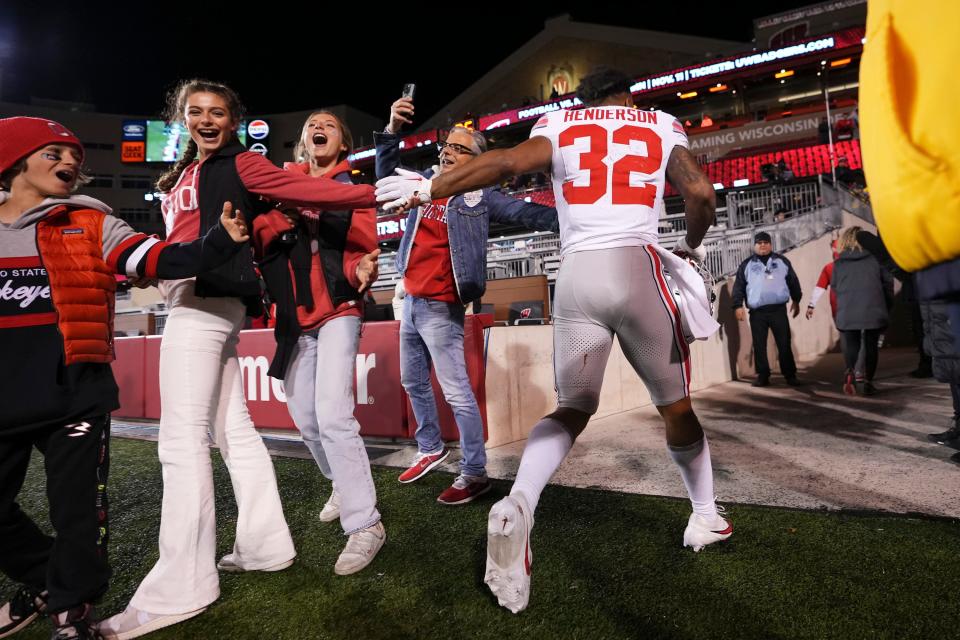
[248,119,270,140]
[122,120,147,140]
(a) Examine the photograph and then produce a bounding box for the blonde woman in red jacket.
[253,111,385,575]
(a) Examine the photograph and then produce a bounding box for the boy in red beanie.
[0,117,250,640]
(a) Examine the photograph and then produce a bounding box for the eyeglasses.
[437,141,477,156]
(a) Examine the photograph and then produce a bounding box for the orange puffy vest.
[35,207,116,365]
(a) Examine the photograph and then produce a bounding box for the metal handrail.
[373,180,839,288]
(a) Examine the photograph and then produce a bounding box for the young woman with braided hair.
[100,80,377,640]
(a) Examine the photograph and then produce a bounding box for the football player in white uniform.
[376,67,732,613]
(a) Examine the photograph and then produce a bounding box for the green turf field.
[3,437,959,640]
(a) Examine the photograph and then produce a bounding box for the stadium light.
[733,178,749,187]
[709,84,729,93]
[774,69,794,79]
[679,91,698,99]
[830,58,852,67]
[712,182,724,190]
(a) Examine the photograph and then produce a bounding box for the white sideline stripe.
[125,237,161,277]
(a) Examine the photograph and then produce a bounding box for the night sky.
[1,1,816,121]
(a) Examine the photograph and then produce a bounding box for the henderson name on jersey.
[530,106,688,256]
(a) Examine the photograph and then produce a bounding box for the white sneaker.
[98,604,206,640]
[682,506,733,552]
[319,487,342,523]
[216,554,295,573]
[484,494,534,614]
[334,521,386,575]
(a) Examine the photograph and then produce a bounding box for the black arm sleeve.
[114,222,243,280]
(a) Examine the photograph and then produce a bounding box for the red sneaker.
[398,449,449,484]
[842,369,857,396]
[437,474,492,505]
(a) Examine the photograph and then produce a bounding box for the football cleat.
[683,506,733,552]
[485,494,534,614]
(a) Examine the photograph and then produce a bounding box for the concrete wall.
[483,213,874,447]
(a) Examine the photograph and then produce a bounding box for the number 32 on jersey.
[559,124,662,207]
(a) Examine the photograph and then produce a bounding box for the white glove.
[673,236,706,263]
[375,168,432,211]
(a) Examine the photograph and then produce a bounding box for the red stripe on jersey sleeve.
[143,242,167,279]
[106,234,147,272]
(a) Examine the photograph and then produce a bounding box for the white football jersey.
[530,107,688,256]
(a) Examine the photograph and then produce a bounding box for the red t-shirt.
[403,199,458,302]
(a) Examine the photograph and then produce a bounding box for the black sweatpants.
[0,415,110,614]
[841,329,881,381]
[749,305,797,379]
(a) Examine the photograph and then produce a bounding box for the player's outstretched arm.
[432,137,553,200]
[666,146,716,248]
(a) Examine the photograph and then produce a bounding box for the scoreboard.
[121,118,269,163]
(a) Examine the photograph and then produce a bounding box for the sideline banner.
[688,109,855,160]
[111,317,492,441]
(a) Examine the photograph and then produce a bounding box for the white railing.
[725,181,822,228]
[373,180,839,288]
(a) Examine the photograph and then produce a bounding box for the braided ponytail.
[157,138,198,192]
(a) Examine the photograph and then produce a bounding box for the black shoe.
[927,421,960,445]
[909,366,933,379]
[751,376,770,387]
[785,376,804,386]
[950,452,960,466]
[0,586,47,637]
[49,604,100,640]
[862,381,878,396]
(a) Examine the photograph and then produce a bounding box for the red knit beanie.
[0,117,84,174]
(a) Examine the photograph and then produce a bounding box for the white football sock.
[667,436,718,519]
[509,417,574,513]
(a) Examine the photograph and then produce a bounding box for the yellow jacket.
[859,1,960,271]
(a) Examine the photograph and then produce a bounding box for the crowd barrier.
[110,315,494,442]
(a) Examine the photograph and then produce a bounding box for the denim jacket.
[374,131,559,302]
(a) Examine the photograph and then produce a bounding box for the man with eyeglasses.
[374,94,558,505]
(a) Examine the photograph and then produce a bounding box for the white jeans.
[130,283,295,615]
[283,315,380,534]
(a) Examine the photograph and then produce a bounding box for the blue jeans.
[283,316,381,535]
[400,295,487,477]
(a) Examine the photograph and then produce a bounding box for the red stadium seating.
[510,139,863,202]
